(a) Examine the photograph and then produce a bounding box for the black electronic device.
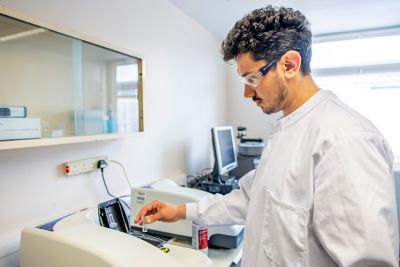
[228,126,264,178]
[194,126,240,195]
[129,229,169,248]
[200,176,239,194]
[98,198,130,233]
[98,198,168,248]
[0,105,27,118]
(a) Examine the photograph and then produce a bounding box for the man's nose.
[244,84,255,98]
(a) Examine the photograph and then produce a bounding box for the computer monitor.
[211,126,238,177]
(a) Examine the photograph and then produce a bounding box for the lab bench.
[167,237,242,267]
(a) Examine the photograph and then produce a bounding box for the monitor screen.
[211,126,238,176]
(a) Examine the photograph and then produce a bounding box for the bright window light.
[312,33,400,157]
[116,64,138,83]
[312,35,400,69]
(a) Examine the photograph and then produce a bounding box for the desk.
[167,237,242,267]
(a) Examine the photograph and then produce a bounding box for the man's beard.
[262,75,288,115]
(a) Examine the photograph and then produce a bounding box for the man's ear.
[282,50,302,79]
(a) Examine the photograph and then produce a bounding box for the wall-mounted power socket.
[64,156,107,176]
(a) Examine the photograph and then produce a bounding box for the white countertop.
[167,237,242,267]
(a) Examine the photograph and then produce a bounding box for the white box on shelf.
[0,118,41,141]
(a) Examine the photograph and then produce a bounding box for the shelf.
[0,132,144,150]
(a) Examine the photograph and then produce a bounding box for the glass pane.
[0,14,142,140]
[312,35,400,69]
[76,42,139,135]
[0,15,74,137]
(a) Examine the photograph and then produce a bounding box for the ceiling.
[168,0,400,40]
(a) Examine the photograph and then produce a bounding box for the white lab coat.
[186,90,399,267]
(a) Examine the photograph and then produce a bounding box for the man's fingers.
[134,201,162,224]
[147,212,162,224]
[134,206,150,223]
[134,200,178,224]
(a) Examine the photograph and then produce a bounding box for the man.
[135,6,399,266]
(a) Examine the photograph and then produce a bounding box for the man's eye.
[246,76,257,84]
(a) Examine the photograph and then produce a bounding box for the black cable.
[191,173,213,189]
[201,168,213,177]
[100,168,117,198]
[217,175,224,185]
[186,166,217,189]
[100,168,130,211]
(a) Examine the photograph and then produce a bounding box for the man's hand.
[134,200,186,225]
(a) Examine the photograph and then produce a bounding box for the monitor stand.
[199,176,239,194]
[198,163,239,194]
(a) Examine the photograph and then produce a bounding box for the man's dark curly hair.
[221,6,312,74]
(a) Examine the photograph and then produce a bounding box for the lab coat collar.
[273,89,335,133]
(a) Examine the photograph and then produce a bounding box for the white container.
[0,118,41,140]
[192,223,208,255]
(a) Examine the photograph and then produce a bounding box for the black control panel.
[190,176,239,195]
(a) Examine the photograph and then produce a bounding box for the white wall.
[0,0,227,266]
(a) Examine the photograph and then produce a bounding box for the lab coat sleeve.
[313,133,399,266]
[186,169,255,226]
